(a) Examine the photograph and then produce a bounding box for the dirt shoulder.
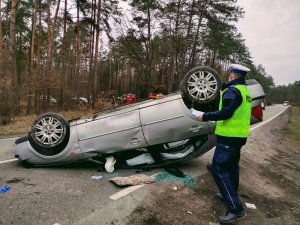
[0,110,94,138]
[126,106,300,225]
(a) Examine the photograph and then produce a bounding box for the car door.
[76,109,147,154]
[140,95,211,146]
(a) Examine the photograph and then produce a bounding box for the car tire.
[28,113,70,156]
[179,66,221,105]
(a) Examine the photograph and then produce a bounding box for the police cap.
[229,64,250,76]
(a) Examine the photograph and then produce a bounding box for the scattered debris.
[110,174,155,186]
[165,167,185,177]
[0,185,11,193]
[209,222,219,225]
[155,171,196,187]
[23,182,37,187]
[91,175,103,180]
[173,186,178,191]
[187,211,193,215]
[245,202,257,209]
[102,172,123,179]
[6,177,24,183]
[105,156,116,173]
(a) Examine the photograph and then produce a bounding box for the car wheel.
[28,113,70,156]
[179,66,221,105]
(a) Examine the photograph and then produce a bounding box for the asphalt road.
[0,104,289,225]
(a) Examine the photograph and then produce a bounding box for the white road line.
[0,136,21,140]
[109,184,145,200]
[0,158,18,164]
[109,173,158,200]
[251,106,289,131]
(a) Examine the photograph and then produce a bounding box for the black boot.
[219,211,247,224]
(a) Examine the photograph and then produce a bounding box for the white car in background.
[283,101,289,106]
[39,95,57,103]
[71,97,88,103]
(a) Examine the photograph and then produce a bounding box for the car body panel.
[13,127,84,164]
[140,96,210,145]
[76,110,147,153]
[246,79,265,107]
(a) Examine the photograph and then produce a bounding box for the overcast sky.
[236,0,300,86]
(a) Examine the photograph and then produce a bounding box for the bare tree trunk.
[8,0,17,81]
[211,49,216,68]
[60,0,68,110]
[179,0,195,79]
[188,3,208,70]
[76,2,81,99]
[109,58,112,91]
[91,0,102,107]
[27,0,38,114]
[0,0,3,65]
[43,0,61,111]
[94,0,102,97]
[8,0,19,116]
[167,0,181,94]
[168,51,176,94]
[88,0,96,104]
[142,5,153,98]
[35,0,42,113]
[188,14,202,69]
[43,0,52,111]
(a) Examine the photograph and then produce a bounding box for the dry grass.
[0,114,37,135]
[0,98,114,136]
[0,109,104,136]
[285,106,300,143]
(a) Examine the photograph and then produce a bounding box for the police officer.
[197,64,252,223]
[110,94,115,107]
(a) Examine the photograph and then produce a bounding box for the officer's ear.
[234,73,242,79]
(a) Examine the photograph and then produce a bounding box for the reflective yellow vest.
[215,85,252,137]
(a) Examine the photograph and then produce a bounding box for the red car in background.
[246,79,265,123]
[124,93,137,104]
[148,92,165,99]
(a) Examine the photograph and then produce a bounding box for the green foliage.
[285,107,300,143]
[268,81,300,105]
[247,64,275,95]
[1,0,33,69]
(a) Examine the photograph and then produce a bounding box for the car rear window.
[245,79,258,86]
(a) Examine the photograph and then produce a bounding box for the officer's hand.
[196,112,204,121]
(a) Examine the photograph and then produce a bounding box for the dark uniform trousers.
[211,141,245,213]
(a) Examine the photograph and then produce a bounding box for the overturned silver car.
[13,66,265,168]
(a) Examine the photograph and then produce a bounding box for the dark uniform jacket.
[202,77,248,147]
